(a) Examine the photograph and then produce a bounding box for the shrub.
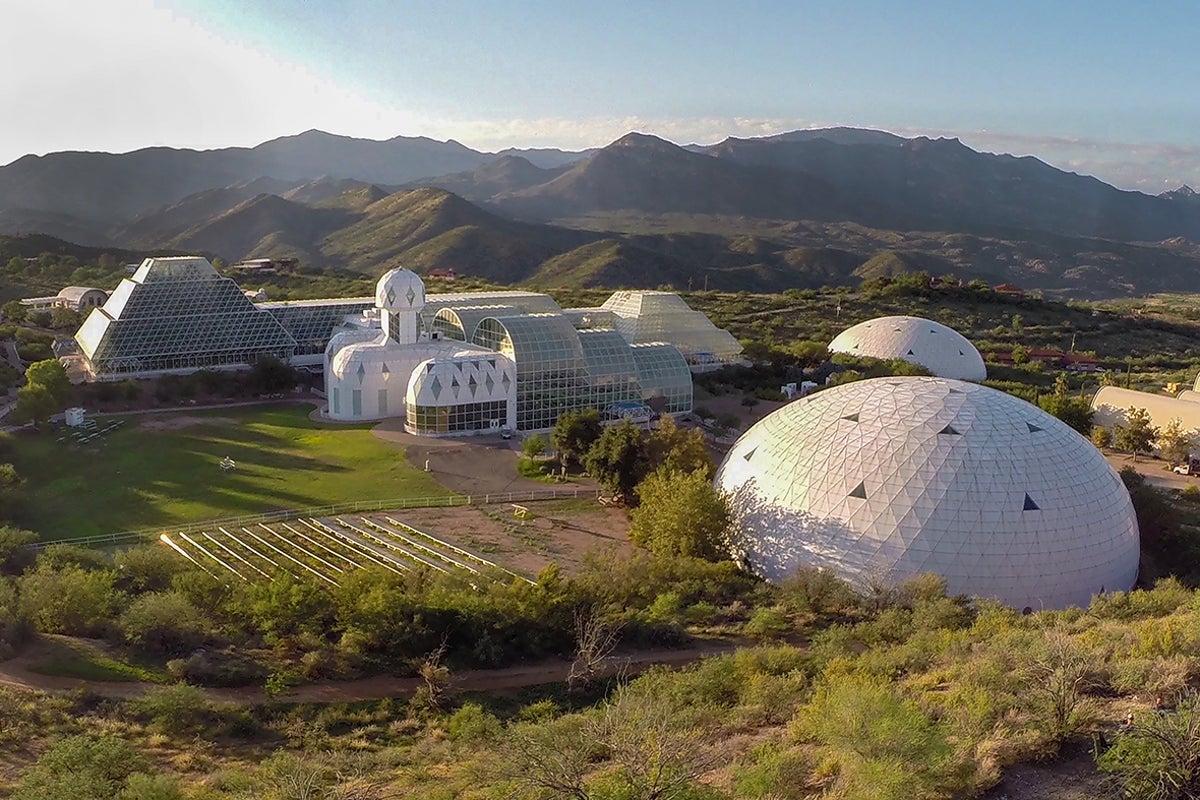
[778,566,860,617]
[132,683,211,734]
[745,607,791,640]
[118,591,210,655]
[446,702,502,744]
[165,650,267,687]
[10,735,144,800]
[18,565,121,636]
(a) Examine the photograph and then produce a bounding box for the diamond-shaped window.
[386,286,396,305]
[381,363,389,374]
[485,374,495,394]
[430,376,442,400]
[356,363,366,384]
[468,375,478,397]
[502,373,512,392]
[405,286,416,306]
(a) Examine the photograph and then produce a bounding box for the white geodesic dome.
[828,316,987,381]
[714,377,1139,610]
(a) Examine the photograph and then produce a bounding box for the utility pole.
[703,273,709,292]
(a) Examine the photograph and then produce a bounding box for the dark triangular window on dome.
[1023,493,1040,511]
[743,447,757,461]
[948,388,963,394]
[959,350,965,356]
[939,424,960,435]
[849,481,867,499]
[1026,422,1044,433]
[907,349,915,355]
[841,413,859,422]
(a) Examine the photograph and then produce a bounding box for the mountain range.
[3,127,1200,296]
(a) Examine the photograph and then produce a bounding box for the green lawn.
[12,403,446,540]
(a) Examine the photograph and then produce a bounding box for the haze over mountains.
[3,127,1200,296]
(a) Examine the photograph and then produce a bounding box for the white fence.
[29,488,601,550]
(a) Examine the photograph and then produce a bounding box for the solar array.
[160,513,532,587]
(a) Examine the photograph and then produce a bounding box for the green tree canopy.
[1156,416,1195,467]
[551,408,602,467]
[1,299,26,323]
[1114,406,1158,461]
[646,415,714,479]
[522,433,548,459]
[25,358,70,404]
[12,383,57,428]
[630,468,732,561]
[1037,394,1093,436]
[584,420,649,500]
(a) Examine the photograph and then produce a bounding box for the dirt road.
[0,640,738,704]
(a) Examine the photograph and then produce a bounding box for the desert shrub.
[116,773,185,800]
[114,546,188,594]
[446,702,502,744]
[165,649,267,687]
[794,672,959,799]
[18,565,122,636]
[118,591,210,655]
[0,576,31,658]
[0,526,36,575]
[733,742,823,800]
[745,607,791,640]
[10,735,144,800]
[131,683,212,734]
[36,543,112,572]
[777,565,860,617]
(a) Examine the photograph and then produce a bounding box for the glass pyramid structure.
[76,257,297,376]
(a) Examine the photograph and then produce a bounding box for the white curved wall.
[716,377,1139,610]
[1092,386,1200,434]
[829,316,987,381]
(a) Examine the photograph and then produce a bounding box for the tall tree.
[24,359,70,406]
[1114,406,1158,462]
[12,384,56,429]
[630,468,731,561]
[1037,394,1093,436]
[646,415,714,478]
[1157,417,1195,467]
[552,408,603,468]
[584,420,648,500]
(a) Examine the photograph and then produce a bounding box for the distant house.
[993,283,1025,297]
[427,268,458,281]
[21,286,108,312]
[989,347,1101,372]
[229,257,298,273]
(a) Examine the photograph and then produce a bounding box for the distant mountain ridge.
[5,126,1200,297]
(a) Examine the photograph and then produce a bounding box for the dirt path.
[0,640,739,704]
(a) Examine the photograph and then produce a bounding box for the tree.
[118,591,210,655]
[1010,313,1023,332]
[1157,417,1195,467]
[522,433,548,459]
[1021,628,1092,744]
[12,383,57,428]
[249,354,296,394]
[646,415,714,479]
[1010,344,1029,365]
[1053,373,1069,397]
[1114,406,1158,462]
[0,463,25,522]
[630,468,732,561]
[552,408,603,468]
[18,565,122,636]
[1,300,26,323]
[25,358,70,405]
[567,606,622,693]
[0,526,36,575]
[584,420,649,500]
[1037,394,1093,436]
[49,307,81,330]
[1091,425,1113,449]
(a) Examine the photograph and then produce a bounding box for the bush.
[777,566,860,617]
[18,565,121,636]
[114,546,188,594]
[132,683,211,734]
[10,735,145,800]
[165,650,267,687]
[118,591,210,655]
[446,702,502,744]
[0,526,36,575]
[745,607,791,639]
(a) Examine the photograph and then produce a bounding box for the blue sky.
[3,0,1198,191]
